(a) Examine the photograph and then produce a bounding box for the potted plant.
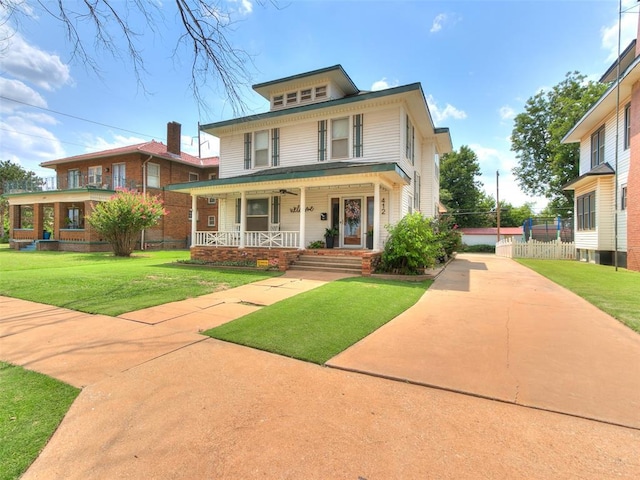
[324,227,338,249]
[366,228,373,249]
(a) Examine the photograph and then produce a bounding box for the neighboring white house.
[460,227,523,246]
[562,35,640,271]
[167,65,452,271]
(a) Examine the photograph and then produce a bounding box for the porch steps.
[19,242,36,252]
[289,254,362,274]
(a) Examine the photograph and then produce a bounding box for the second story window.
[273,95,283,107]
[286,92,297,105]
[621,185,627,211]
[315,85,327,99]
[301,89,312,101]
[147,163,160,188]
[405,115,415,165]
[624,103,631,150]
[254,130,269,167]
[591,126,605,168]
[244,129,280,169]
[68,169,80,189]
[88,166,102,186]
[331,117,349,159]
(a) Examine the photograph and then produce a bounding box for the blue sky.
[1,0,638,211]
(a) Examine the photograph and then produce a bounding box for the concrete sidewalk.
[2,260,640,478]
[327,254,640,429]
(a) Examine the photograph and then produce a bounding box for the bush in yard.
[432,216,462,256]
[379,212,442,274]
[86,188,167,257]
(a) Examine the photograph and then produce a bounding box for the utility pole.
[496,170,501,243]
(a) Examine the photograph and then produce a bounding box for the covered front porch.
[168,161,410,273]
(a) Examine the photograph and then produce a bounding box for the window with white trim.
[286,92,297,105]
[68,169,80,189]
[624,103,631,150]
[273,95,283,107]
[315,85,327,98]
[88,166,102,185]
[331,117,349,159]
[577,191,596,230]
[300,89,312,101]
[207,197,217,205]
[188,172,199,182]
[405,115,415,165]
[591,126,605,168]
[207,215,216,227]
[414,172,421,210]
[621,185,627,210]
[147,163,160,188]
[254,130,269,167]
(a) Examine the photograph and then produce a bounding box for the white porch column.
[240,191,247,248]
[373,182,381,250]
[299,186,306,249]
[190,194,198,247]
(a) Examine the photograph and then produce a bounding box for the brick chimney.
[167,121,181,156]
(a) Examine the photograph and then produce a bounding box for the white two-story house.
[562,34,640,271]
[168,65,452,273]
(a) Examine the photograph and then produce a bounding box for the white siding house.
[562,38,640,270]
[167,65,453,272]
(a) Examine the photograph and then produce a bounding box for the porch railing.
[3,175,137,194]
[194,230,300,248]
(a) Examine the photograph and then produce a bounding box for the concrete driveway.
[1,259,639,479]
[328,254,640,429]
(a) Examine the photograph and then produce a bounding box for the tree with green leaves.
[511,71,608,215]
[0,160,41,240]
[439,145,491,227]
[86,189,167,256]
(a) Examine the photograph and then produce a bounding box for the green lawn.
[0,248,281,316]
[204,277,432,364]
[0,362,79,480]
[517,259,640,333]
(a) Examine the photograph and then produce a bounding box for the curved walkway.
[1,257,639,479]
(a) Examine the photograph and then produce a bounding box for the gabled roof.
[562,162,615,190]
[600,40,637,83]
[252,65,359,100]
[563,55,640,143]
[40,140,219,169]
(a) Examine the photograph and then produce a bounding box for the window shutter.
[271,195,280,223]
[318,120,327,162]
[244,133,252,169]
[271,128,280,167]
[353,114,363,158]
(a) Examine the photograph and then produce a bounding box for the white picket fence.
[495,238,576,260]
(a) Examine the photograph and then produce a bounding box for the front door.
[343,197,363,247]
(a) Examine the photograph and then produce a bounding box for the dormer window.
[273,95,283,107]
[301,89,312,101]
[315,86,327,99]
[286,92,297,104]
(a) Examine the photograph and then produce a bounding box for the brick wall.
[191,247,299,271]
[628,82,640,271]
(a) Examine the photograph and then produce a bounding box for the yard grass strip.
[517,259,640,333]
[0,362,79,480]
[204,277,431,364]
[0,249,281,316]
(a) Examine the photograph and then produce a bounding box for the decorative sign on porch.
[256,259,269,267]
[290,205,315,213]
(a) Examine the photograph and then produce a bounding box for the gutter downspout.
[141,155,153,250]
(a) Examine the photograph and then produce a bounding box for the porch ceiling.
[166,161,409,195]
[5,189,114,205]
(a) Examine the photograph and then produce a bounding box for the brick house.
[562,26,640,271]
[167,65,452,273]
[4,122,219,252]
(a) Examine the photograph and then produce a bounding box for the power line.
[0,127,88,149]
[0,95,160,140]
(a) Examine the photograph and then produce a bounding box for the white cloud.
[0,77,47,113]
[430,13,447,33]
[370,77,398,91]
[0,115,65,173]
[426,94,467,124]
[229,0,252,16]
[0,25,72,91]
[601,0,639,62]
[499,105,516,121]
